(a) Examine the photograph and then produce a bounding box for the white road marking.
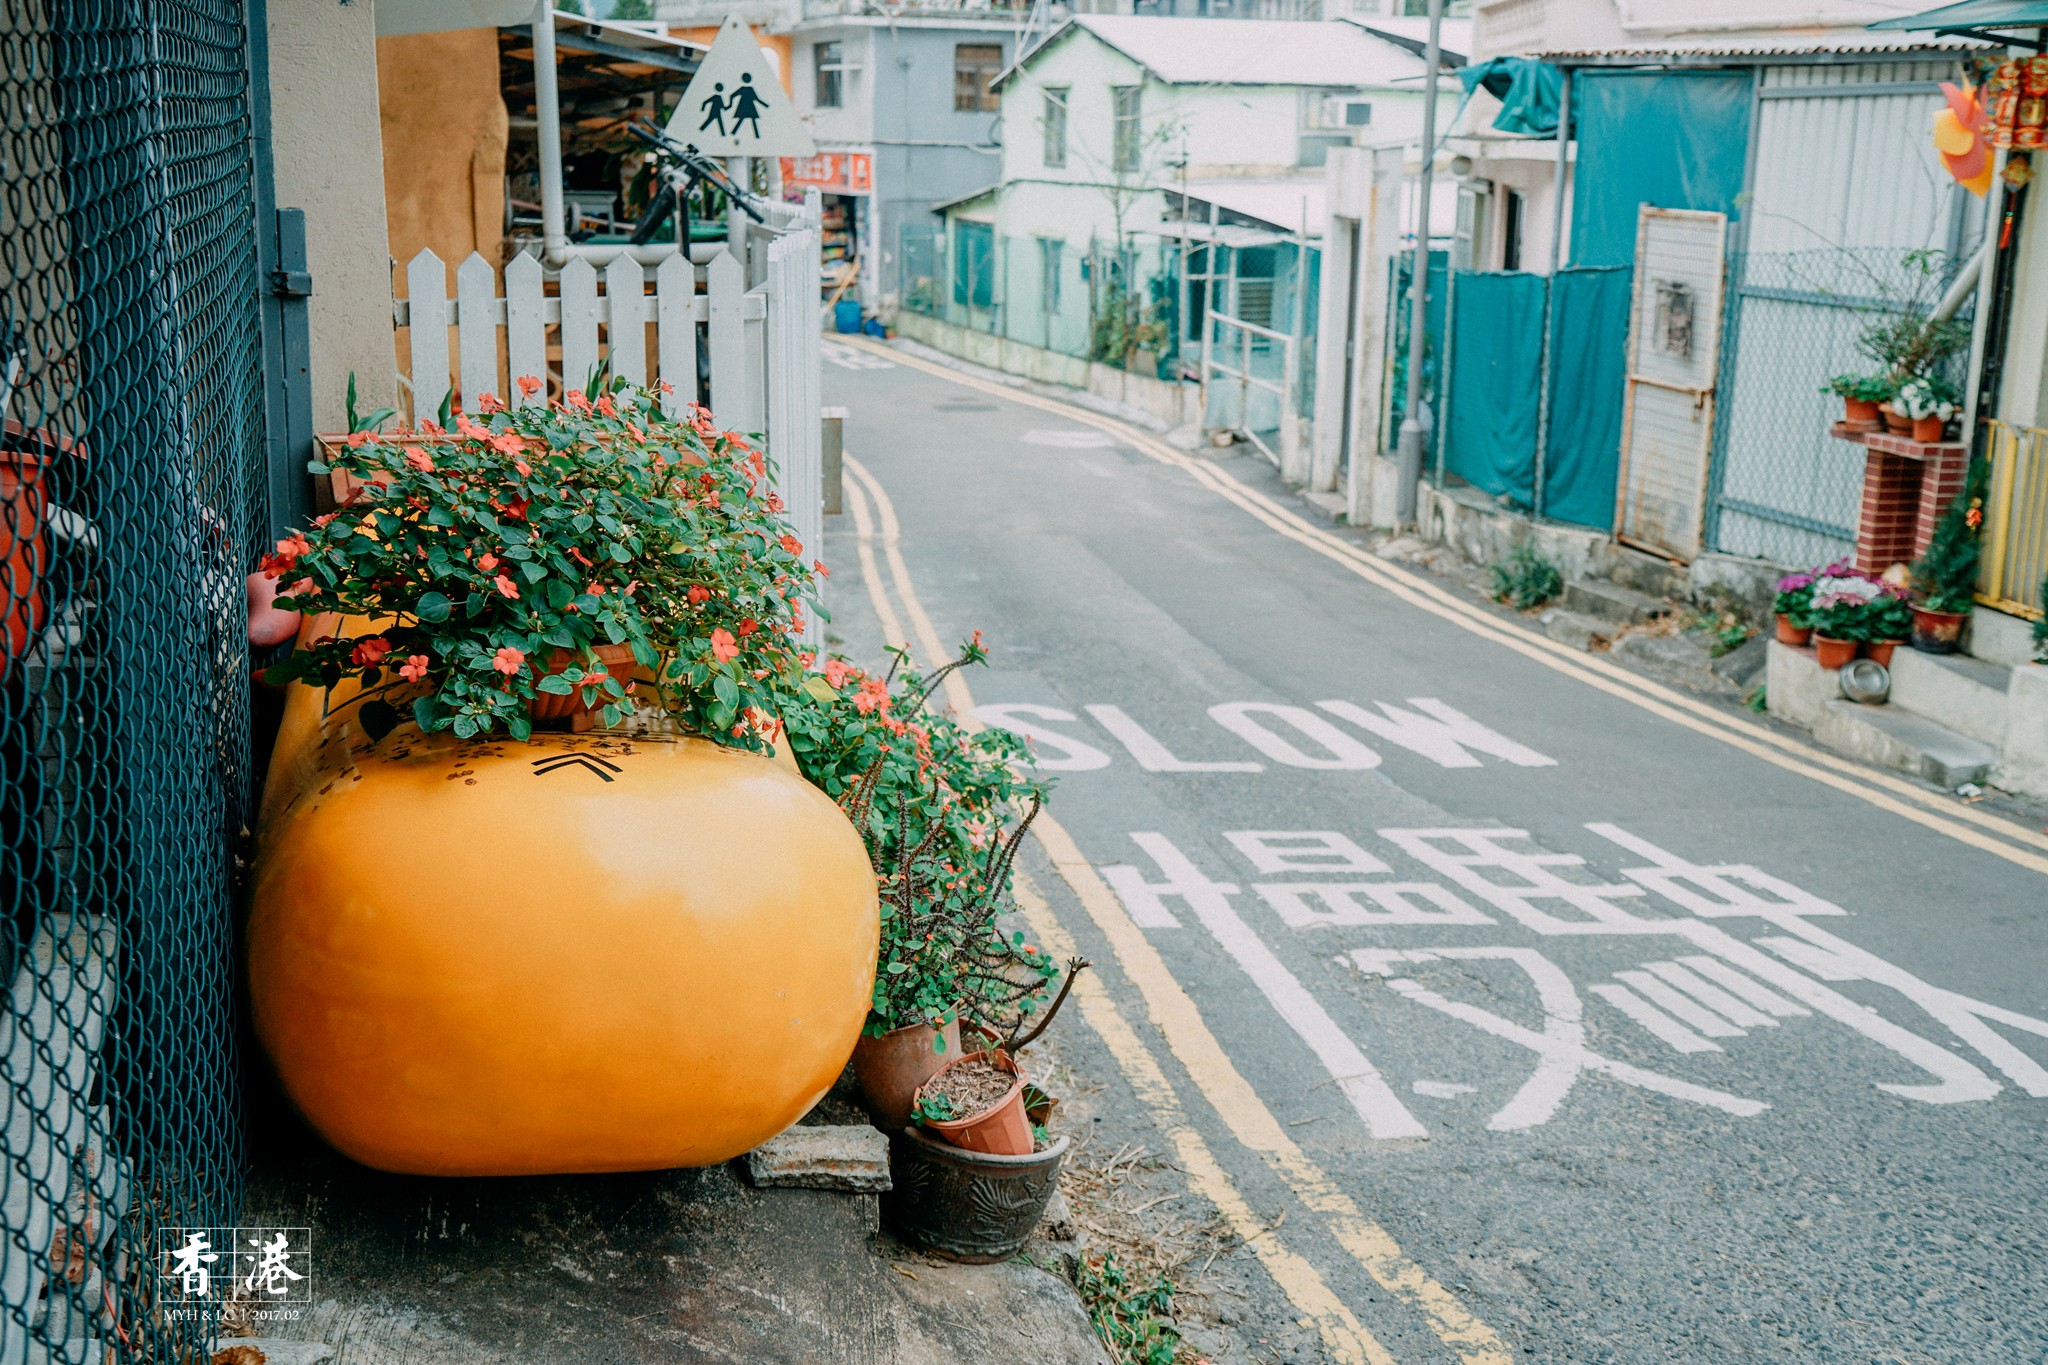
[1256,882,1494,928]
[1116,834,1429,1140]
[1615,970,1747,1038]
[1589,983,1724,1054]
[1644,960,1778,1029]
[1226,831,1390,875]
[1360,948,1770,1125]
[1086,704,1263,772]
[970,703,1114,771]
[1676,956,1810,1018]
[1210,703,1382,770]
[1318,699,1557,769]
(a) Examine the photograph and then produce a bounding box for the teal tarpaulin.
[1542,267,1632,531]
[1569,71,1752,270]
[1445,272,1545,507]
[1439,266,1633,531]
[1457,57,1564,137]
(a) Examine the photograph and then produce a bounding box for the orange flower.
[516,374,542,397]
[493,573,520,599]
[492,645,526,676]
[349,636,393,667]
[405,449,434,473]
[398,654,431,682]
[709,628,740,663]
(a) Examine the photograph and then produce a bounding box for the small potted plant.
[1809,571,1881,669]
[1772,570,1817,645]
[1910,456,1990,654]
[1822,374,1892,430]
[1893,375,1960,444]
[781,640,1053,1128]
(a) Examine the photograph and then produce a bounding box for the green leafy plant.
[1822,373,1895,404]
[262,380,818,744]
[1912,456,1991,614]
[787,642,1059,1038]
[1073,1254,1188,1365]
[1489,542,1563,611]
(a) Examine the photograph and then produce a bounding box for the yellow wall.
[377,28,510,289]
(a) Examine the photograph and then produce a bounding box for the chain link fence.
[2,1,261,1358]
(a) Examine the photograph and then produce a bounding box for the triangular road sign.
[664,16,815,158]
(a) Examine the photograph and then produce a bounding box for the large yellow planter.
[249,659,878,1176]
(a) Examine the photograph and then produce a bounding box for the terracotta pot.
[527,642,637,731]
[1864,639,1902,668]
[1910,605,1968,654]
[884,1128,1070,1264]
[852,1018,962,1131]
[248,651,880,1176]
[1775,614,1812,646]
[1879,403,1912,434]
[1843,397,1882,428]
[1813,634,1858,669]
[1911,414,1947,444]
[914,1049,1032,1157]
[0,451,50,682]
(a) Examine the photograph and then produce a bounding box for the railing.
[390,236,823,587]
[1980,418,2048,619]
[1203,310,1298,472]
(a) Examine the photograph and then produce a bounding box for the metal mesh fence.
[1709,246,1973,568]
[2,1,260,1358]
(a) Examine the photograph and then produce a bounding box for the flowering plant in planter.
[783,641,1058,1038]
[261,381,819,746]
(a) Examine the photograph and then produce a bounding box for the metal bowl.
[1839,657,1890,704]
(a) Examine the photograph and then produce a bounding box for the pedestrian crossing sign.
[664,16,815,158]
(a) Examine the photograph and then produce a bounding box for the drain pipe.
[533,15,571,266]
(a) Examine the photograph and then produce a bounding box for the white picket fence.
[390,233,823,581]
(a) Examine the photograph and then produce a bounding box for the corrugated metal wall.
[1709,59,1984,567]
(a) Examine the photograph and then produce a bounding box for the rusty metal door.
[1615,207,1727,561]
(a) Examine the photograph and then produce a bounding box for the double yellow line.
[846,335,2048,879]
[839,455,1511,1365]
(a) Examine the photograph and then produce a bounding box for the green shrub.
[1489,543,1563,611]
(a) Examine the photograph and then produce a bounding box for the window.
[954,44,1003,113]
[1039,238,1062,316]
[1042,86,1069,168]
[814,41,845,109]
[1112,85,1142,174]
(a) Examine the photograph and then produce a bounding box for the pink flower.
[491,646,526,676]
[349,636,392,667]
[398,654,431,682]
[709,628,740,663]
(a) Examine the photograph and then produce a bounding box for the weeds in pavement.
[1489,543,1563,610]
[1074,1253,1187,1365]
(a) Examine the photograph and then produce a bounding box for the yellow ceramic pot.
[248,649,878,1177]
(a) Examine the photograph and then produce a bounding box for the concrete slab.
[1888,648,2012,748]
[1564,579,1670,625]
[745,1125,891,1193]
[1813,699,1997,789]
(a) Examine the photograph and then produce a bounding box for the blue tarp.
[1569,71,1753,270]
[1458,57,1565,137]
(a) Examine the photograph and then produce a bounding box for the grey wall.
[868,25,1010,305]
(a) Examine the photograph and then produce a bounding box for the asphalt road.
[817,337,2048,1365]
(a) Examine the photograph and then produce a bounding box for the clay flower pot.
[1864,639,1903,668]
[913,1049,1032,1157]
[884,1128,1070,1264]
[1910,605,1967,654]
[1843,397,1881,429]
[1775,614,1812,646]
[1879,403,1912,434]
[527,642,637,731]
[852,1018,961,1131]
[1911,414,1947,444]
[1813,634,1858,669]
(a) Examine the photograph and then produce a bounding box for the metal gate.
[1615,208,1727,560]
[1,1,263,1359]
